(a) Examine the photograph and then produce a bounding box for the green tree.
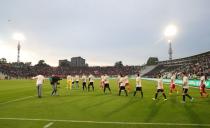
[114,61,123,67]
[0,58,7,63]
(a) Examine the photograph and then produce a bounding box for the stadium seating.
[140,65,158,76]
[144,51,210,79]
[0,51,209,79]
[0,63,141,78]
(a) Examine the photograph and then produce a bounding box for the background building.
[59,57,88,67]
[71,57,85,67]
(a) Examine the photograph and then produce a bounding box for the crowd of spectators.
[0,63,140,79]
[1,51,209,79]
[144,51,210,79]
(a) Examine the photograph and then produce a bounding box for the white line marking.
[0,96,34,105]
[0,117,210,127]
[43,122,54,128]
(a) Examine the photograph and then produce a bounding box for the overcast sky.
[0,0,210,66]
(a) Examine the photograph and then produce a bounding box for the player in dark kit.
[50,75,62,96]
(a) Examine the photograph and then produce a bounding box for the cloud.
[0,0,210,66]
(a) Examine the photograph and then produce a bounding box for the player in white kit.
[133,73,143,98]
[152,74,167,101]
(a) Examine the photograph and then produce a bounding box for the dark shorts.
[76,81,79,83]
[120,86,125,90]
[183,88,188,94]
[83,82,86,86]
[104,83,110,88]
[157,89,164,93]
[136,87,142,91]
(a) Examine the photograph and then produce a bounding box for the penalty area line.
[43,122,54,128]
[0,118,210,127]
[0,96,34,105]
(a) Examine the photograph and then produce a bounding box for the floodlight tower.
[164,25,177,60]
[168,40,172,60]
[17,41,21,63]
[13,33,25,63]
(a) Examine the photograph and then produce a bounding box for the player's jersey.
[33,75,45,85]
[119,77,125,87]
[171,75,176,84]
[183,76,189,89]
[200,76,205,84]
[124,76,129,84]
[200,76,206,88]
[157,78,163,89]
[101,75,105,83]
[81,75,86,82]
[75,75,79,82]
[89,75,94,83]
[67,75,72,81]
[136,76,142,87]
[104,75,109,84]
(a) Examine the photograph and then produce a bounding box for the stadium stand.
[143,51,210,79]
[0,51,209,79]
[0,62,141,78]
[140,65,158,76]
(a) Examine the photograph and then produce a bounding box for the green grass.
[0,79,210,128]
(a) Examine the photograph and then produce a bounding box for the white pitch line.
[0,96,34,105]
[0,117,210,127]
[43,122,54,128]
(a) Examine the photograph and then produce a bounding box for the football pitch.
[0,79,210,128]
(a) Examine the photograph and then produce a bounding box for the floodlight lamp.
[13,33,25,41]
[164,25,177,37]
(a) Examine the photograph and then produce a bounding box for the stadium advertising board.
[142,78,210,88]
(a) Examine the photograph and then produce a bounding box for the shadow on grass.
[104,97,138,118]
[80,97,113,111]
[168,94,180,107]
[144,100,165,123]
[183,104,203,127]
[37,96,88,106]
[190,97,210,105]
